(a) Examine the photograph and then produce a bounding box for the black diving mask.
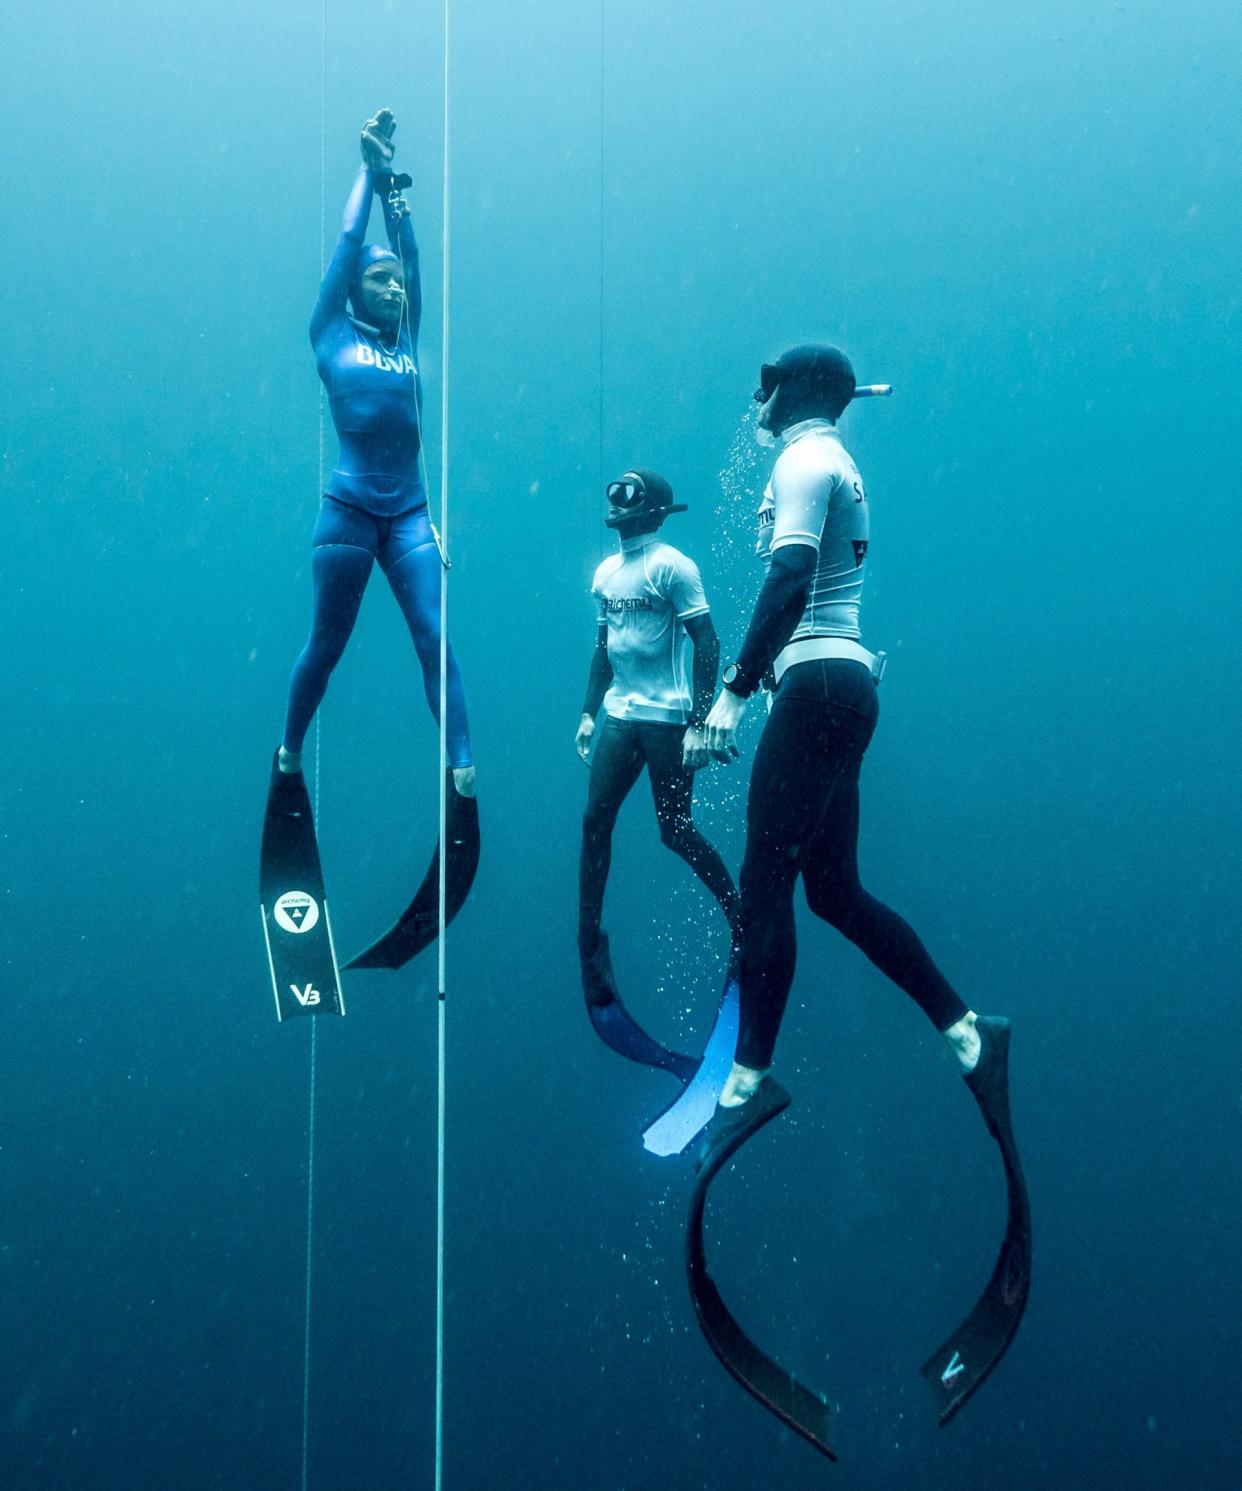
[606,476,647,509]
[754,364,781,403]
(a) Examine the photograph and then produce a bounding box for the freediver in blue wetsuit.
[277,109,474,797]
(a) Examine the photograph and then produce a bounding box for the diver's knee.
[657,818,694,854]
[581,808,615,844]
[300,635,348,675]
[806,883,856,931]
[407,621,442,662]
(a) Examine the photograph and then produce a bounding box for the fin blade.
[642,975,739,1156]
[921,1020,1031,1421]
[686,1086,835,1460]
[259,751,344,1019]
[346,777,480,971]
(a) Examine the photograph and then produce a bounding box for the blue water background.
[1,0,1239,1486]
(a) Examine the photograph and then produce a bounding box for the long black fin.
[685,1080,836,1461]
[920,1016,1032,1422]
[259,750,345,1019]
[345,771,480,971]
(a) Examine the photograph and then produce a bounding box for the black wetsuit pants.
[736,659,968,1070]
[579,716,738,957]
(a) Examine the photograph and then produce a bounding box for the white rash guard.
[592,535,710,724]
[756,418,868,642]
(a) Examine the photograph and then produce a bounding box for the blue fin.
[642,972,740,1157]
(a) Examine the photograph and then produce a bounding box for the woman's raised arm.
[309,113,395,345]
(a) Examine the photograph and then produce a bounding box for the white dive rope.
[598,0,607,564]
[300,1018,318,1491]
[434,2,451,1485]
[376,16,452,1482]
[384,23,452,1479]
[300,5,330,1489]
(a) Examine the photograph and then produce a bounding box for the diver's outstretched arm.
[683,613,720,770]
[685,613,720,722]
[577,623,613,761]
[725,439,834,699]
[705,547,814,756]
[308,114,395,345]
[732,545,816,693]
[707,441,827,754]
[309,165,375,345]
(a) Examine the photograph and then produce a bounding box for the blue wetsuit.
[283,165,471,766]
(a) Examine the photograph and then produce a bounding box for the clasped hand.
[574,715,735,771]
[704,689,747,760]
[685,722,741,770]
[361,108,397,168]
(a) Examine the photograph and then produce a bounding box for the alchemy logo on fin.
[290,983,322,1008]
[941,1351,966,1387]
[274,891,320,935]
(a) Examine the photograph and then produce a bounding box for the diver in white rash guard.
[576,471,739,1068]
[701,345,999,1136]
[684,354,1029,1440]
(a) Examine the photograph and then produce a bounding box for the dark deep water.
[2,0,1240,1486]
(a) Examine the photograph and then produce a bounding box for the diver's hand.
[361,109,397,168]
[575,714,596,764]
[705,689,746,760]
[682,725,710,772]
